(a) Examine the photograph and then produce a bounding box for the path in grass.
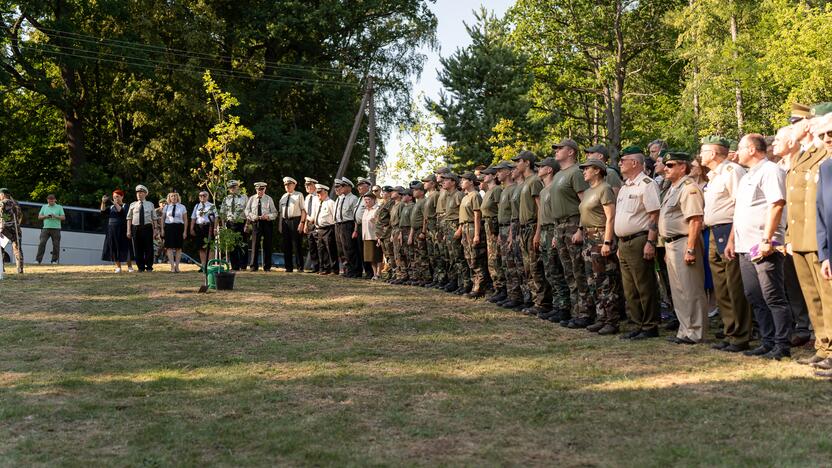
[1,266,830,466]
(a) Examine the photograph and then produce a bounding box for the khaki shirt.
[399,201,414,228]
[511,180,523,221]
[436,190,448,218]
[549,164,588,220]
[498,183,515,224]
[703,160,745,227]
[375,198,394,238]
[481,186,501,219]
[659,176,704,238]
[539,181,556,225]
[423,190,439,224]
[278,191,304,219]
[579,182,615,228]
[390,200,401,228]
[126,200,158,226]
[519,174,543,225]
[459,190,482,223]
[411,197,426,229]
[614,172,661,237]
[443,190,464,222]
[786,146,829,251]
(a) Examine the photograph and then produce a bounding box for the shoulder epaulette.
[683,179,693,186]
[726,165,734,172]
[642,177,652,184]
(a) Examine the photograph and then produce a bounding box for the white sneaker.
[127,267,135,273]
[114,267,122,273]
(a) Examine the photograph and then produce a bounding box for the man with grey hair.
[648,139,667,161]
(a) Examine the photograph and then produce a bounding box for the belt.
[520,220,536,226]
[316,224,334,230]
[555,214,579,224]
[283,216,301,220]
[499,222,510,226]
[196,222,212,226]
[618,231,647,242]
[336,220,354,224]
[583,226,604,233]
[540,223,554,228]
[662,234,688,244]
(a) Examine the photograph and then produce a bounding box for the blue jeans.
[739,252,792,348]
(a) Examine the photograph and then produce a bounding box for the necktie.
[284,194,290,219]
[258,198,262,217]
[139,202,145,225]
[307,195,313,216]
[230,197,235,221]
[315,201,322,226]
[336,197,343,222]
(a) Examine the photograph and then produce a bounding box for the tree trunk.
[610,0,625,163]
[730,13,744,135]
[64,109,86,173]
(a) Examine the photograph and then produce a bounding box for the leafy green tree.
[382,95,452,183]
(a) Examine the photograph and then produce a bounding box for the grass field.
[1,265,830,466]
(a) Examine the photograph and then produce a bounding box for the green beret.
[664,151,691,162]
[728,140,738,152]
[620,145,643,156]
[811,102,832,117]
[700,135,730,149]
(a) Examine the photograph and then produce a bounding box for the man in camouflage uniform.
[388,186,404,283]
[494,162,524,309]
[433,167,452,289]
[536,157,571,321]
[375,186,395,280]
[408,182,431,285]
[0,188,24,273]
[459,172,491,297]
[551,138,594,328]
[421,174,441,287]
[442,173,467,294]
[509,162,530,309]
[479,166,505,303]
[396,188,414,283]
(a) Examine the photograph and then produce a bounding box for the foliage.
[383,95,453,182]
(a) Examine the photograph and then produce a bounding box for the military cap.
[382,185,394,192]
[340,177,355,188]
[304,177,318,184]
[315,184,329,192]
[409,180,421,188]
[403,188,413,197]
[411,182,425,191]
[537,157,559,169]
[227,180,240,188]
[493,161,516,170]
[584,144,609,157]
[333,178,343,186]
[552,138,579,152]
[421,173,437,183]
[620,145,643,156]
[254,182,267,188]
[434,165,452,174]
[356,177,372,186]
[791,102,811,118]
[700,135,730,149]
[282,176,297,185]
[664,151,691,162]
[481,166,497,175]
[443,173,460,183]
[0,188,9,194]
[811,102,832,117]
[460,171,478,182]
[394,185,406,194]
[135,184,149,193]
[728,140,738,152]
[578,158,607,174]
[511,150,537,163]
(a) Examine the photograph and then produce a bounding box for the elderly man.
[551,139,593,328]
[245,182,278,271]
[658,152,708,344]
[727,134,791,360]
[700,136,751,352]
[313,184,337,275]
[279,176,305,272]
[302,177,321,273]
[615,152,661,340]
[220,180,249,271]
[334,178,360,277]
[815,113,832,376]
[126,185,159,272]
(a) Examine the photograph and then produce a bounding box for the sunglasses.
[819,130,832,139]
[257,187,266,190]
[664,162,679,168]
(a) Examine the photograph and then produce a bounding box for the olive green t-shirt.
[443,190,463,222]
[519,174,543,224]
[390,201,401,227]
[411,197,426,228]
[539,181,556,225]
[498,184,515,224]
[423,190,438,221]
[550,164,589,219]
[510,180,523,221]
[579,182,615,228]
[436,190,448,217]
[399,201,413,227]
[606,166,623,189]
[481,186,502,219]
[459,191,482,223]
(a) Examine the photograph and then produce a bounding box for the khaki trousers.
[665,237,708,341]
[709,230,752,345]
[792,251,832,357]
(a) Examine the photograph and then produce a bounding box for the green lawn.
[1,266,830,466]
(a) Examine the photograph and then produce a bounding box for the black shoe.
[453,288,466,295]
[714,331,725,340]
[567,317,593,329]
[762,346,791,361]
[743,345,772,357]
[721,343,750,353]
[790,333,812,347]
[488,291,507,304]
[559,320,570,327]
[620,330,642,340]
[664,319,679,331]
[586,322,605,333]
[667,336,696,345]
[444,282,459,293]
[631,329,659,340]
[466,290,486,299]
[711,341,730,351]
[797,354,825,365]
[597,324,619,335]
[501,300,521,309]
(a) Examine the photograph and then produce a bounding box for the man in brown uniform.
[512,150,550,315]
[442,173,467,294]
[388,186,404,283]
[459,172,491,297]
[480,166,506,302]
[375,186,395,280]
[434,167,452,289]
[408,182,431,285]
[421,174,441,287]
[536,157,571,321]
[659,152,708,344]
[496,161,525,309]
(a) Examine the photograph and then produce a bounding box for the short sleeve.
[680,184,705,218]
[471,193,482,211]
[530,178,543,197]
[642,182,661,212]
[606,170,623,188]
[600,186,615,205]
[572,169,590,193]
[39,206,46,216]
[761,164,786,204]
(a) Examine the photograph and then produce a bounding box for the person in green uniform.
[509,163,529,309]
[480,166,505,303]
[536,157,571,322]
[495,161,524,309]
[421,174,441,287]
[458,172,491,298]
[375,186,396,281]
[442,173,467,294]
[551,138,593,328]
[388,186,404,283]
[513,150,550,316]
[397,188,414,283]
[434,167,452,289]
[408,182,431,285]
[584,144,623,195]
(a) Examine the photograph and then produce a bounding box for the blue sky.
[381,0,514,183]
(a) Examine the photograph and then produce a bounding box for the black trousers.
[316,225,337,273]
[131,224,154,271]
[225,221,247,270]
[307,223,319,272]
[250,220,274,270]
[336,221,361,276]
[281,216,304,271]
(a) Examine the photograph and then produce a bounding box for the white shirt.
[315,198,336,227]
[704,160,746,227]
[304,193,320,225]
[733,160,787,253]
[244,194,278,222]
[614,172,661,237]
[163,203,187,224]
[334,193,359,222]
[362,205,379,240]
[279,191,304,219]
[127,200,158,226]
[191,202,217,225]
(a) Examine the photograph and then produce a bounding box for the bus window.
[82,210,106,234]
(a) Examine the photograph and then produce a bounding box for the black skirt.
[164,223,185,249]
[102,221,134,262]
[193,223,213,248]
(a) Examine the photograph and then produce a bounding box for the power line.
[32,26,350,76]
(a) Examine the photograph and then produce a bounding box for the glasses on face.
[664,162,679,168]
[257,187,265,191]
[819,130,832,139]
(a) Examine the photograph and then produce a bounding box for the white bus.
[1,201,107,265]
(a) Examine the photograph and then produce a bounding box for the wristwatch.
[686,248,695,255]
[760,238,771,245]
[603,240,612,246]
[645,239,656,247]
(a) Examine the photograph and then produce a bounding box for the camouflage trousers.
[539,224,570,311]
[483,218,504,291]
[582,228,622,326]
[380,235,394,280]
[1,224,23,273]
[427,219,447,284]
[554,216,593,320]
[520,222,550,308]
[391,226,408,280]
[499,225,524,302]
[397,227,412,280]
[444,220,468,288]
[462,223,491,293]
[511,221,530,301]
[409,228,432,282]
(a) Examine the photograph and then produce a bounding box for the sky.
[380,0,514,184]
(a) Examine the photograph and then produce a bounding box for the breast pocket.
[624,195,638,213]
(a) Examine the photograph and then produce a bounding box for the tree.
[382,95,452,183]
[428,8,542,169]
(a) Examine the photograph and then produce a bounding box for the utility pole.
[368,76,377,185]
[332,77,371,198]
